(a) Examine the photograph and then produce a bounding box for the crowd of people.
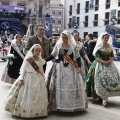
[0,25,120,118]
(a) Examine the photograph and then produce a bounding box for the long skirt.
[94,62,120,100]
[46,61,88,112]
[1,66,16,84]
[86,61,120,99]
[4,72,48,118]
[81,57,88,82]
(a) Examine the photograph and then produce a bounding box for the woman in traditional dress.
[86,32,120,107]
[45,30,87,112]
[4,44,48,118]
[73,32,91,81]
[1,34,25,84]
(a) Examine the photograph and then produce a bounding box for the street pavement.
[0,61,120,120]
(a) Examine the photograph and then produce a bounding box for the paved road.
[0,61,120,120]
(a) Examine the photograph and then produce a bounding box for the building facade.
[50,0,64,36]
[64,0,120,38]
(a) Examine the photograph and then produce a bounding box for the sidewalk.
[0,61,120,120]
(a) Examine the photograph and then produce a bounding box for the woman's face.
[73,33,79,41]
[62,33,68,44]
[16,35,22,41]
[102,35,109,44]
[33,46,41,57]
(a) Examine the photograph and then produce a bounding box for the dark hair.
[36,25,44,30]
[16,34,22,39]
[88,34,93,40]
[102,34,109,39]
[72,30,79,36]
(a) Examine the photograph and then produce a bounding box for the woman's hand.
[87,60,91,65]
[103,61,110,67]
[77,67,81,73]
[19,80,24,86]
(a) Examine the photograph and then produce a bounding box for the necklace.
[33,56,38,58]
[62,43,69,49]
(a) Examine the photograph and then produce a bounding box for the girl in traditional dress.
[45,30,87,112]
[1,34,25,84]
[86,32,120,107]
[4,44,48,118]
[73,32,91,81]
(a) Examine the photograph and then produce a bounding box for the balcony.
[93,20,98,26]
[105,2,110,9]
[85,7,89,13]
[17,0,27,6]
[68,23,71,28]
[76,9,80,14]
[0,0,11,5]
[95,5,99,11]
[69,11,72,16]
[83,21,88,27]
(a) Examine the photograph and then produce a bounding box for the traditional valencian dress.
[76,41,88,82]
[1,39,25,84]
[86,46,120,99]
[46,45,87,112]
[4,58,48,118]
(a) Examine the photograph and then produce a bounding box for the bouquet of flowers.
[6,54,15,65]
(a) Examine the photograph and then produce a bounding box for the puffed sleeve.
[41,59,46,65]
[51,44,58,57]
[18,59,28,80]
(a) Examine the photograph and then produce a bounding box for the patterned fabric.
[86,46,120,99]
[46,48,88,112]
[76,42,88,82]
[4,61,48,118]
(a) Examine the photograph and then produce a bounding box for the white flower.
[7,54,14,58]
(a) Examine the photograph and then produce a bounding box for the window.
[93,14,98,26]
[68,18,72,28]
[53,20,55,24]
[77,17,80,26]
[105,0,110,9]
[84,16,88,27]
[69,5,72,16]
[58,20,61,24]
[52,11,55,15]
[93,32,98,38]
[58,12,62,15]
[95,0,99,11]
[104,12,109,25]
[84,32,88,38]
[85,1,89,13]
[118,0,120,6]
[77,3,80,14]
[117,10,120,24]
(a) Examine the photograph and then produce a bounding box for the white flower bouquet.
[6,54,15,65]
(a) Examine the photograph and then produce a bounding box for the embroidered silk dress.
[46,45,88,112]
[86,46,120,99]
[1,40,25,84]
[4,58,48,118]
[77,42,88,82]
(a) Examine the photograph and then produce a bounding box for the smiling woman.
[86,31,120,107]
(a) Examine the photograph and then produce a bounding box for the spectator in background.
[87,34,97,63]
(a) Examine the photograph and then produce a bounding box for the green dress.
[86,47,120,99]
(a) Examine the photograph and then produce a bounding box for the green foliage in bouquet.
[6,54,17,66]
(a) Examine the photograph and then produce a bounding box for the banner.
[0,19,22,33]
[89,0,94,10]
[45,17,53,37]
[0,5,25,11]
[111,9,116,19]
